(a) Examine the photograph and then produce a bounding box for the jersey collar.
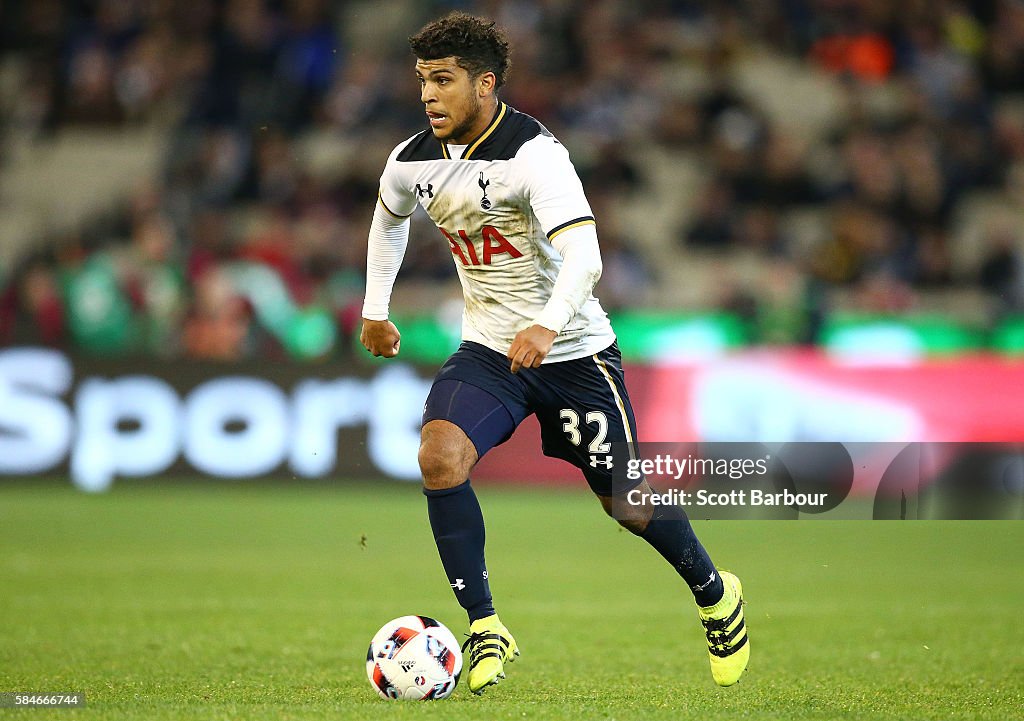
[440,102,508,160]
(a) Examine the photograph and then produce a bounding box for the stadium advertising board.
[0,347,429,491]
[1,348,1023,501]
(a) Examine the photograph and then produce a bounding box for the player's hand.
[508,324,557,373]
[360,318,401,358]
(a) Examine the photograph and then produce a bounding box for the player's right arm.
[361,145,418,358]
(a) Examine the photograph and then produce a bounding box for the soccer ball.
[365,615,463,700]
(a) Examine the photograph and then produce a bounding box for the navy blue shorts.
[422,341,639,496]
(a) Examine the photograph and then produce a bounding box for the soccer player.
[360,12,748,694]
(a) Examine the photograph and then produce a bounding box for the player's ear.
[477,71,496,97]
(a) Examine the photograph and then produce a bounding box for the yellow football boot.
[698,571,750,686]
[461,614,519,694]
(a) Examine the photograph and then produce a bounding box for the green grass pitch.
[1,480,1022,720]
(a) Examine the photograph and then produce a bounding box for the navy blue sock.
[640,503,724,607]
[424,480,495,623]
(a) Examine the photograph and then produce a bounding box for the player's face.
[415,57,496,145]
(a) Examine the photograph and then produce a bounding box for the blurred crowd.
[2,0,1024,359]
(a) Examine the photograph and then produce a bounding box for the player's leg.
[527,342,748,685]
[595,482,721,606]
[596,483,748,686]
[419,416,492,621]
[420,345,529,693]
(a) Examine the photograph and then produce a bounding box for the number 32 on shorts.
[559,409,611,453]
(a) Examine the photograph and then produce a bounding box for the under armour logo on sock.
[451,578,466,591]
[693,571,717,592]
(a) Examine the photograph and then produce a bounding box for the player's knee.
[419,421,476,490]
[616,514,648,535]
[418,445,462,489]
[597,493,650,535]
[614,509,649,535]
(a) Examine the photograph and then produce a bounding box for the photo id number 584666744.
[0,693,86,708]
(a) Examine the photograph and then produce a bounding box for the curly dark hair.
[409,11,511,88]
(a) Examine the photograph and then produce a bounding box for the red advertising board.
[2,347,1022,493]
[474,351,1024,485]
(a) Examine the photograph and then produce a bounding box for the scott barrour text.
[626,488,829,508]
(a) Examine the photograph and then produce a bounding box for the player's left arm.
[508,138,603,373]
[508,226,602,372]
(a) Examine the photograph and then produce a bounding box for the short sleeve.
[516,136,596,243]
[378,141,418,219]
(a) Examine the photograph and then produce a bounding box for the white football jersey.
[377,102,615,362]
